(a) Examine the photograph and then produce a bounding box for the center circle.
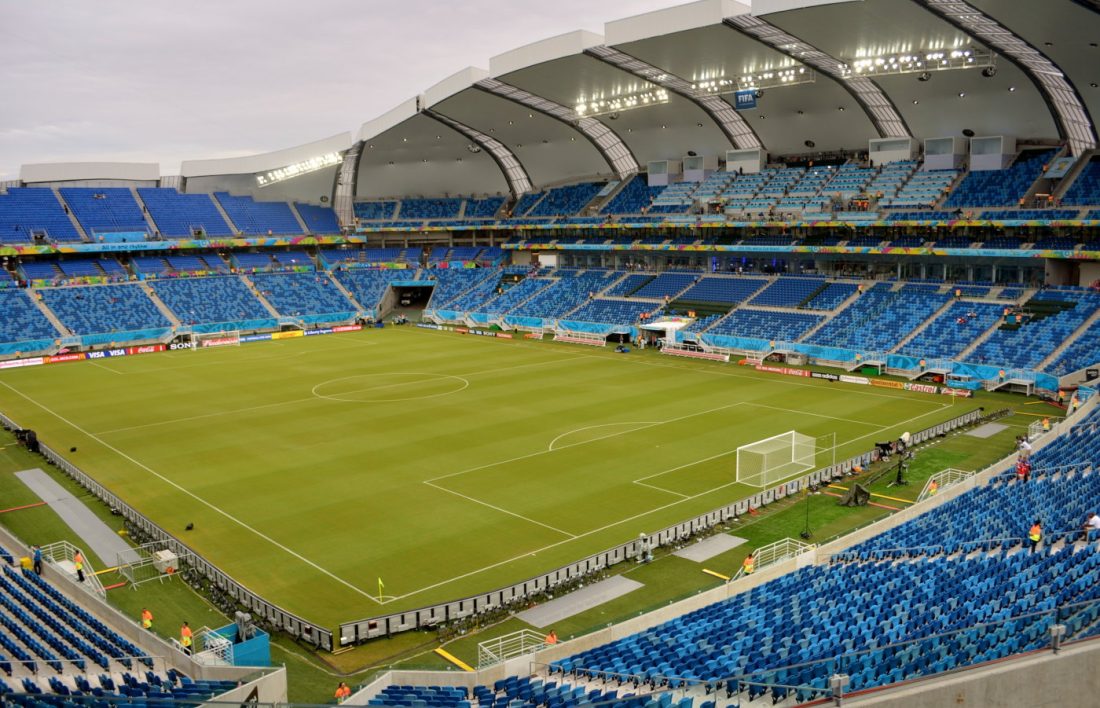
[312,373,469,403]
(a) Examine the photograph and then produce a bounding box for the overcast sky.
[0,0,686,181]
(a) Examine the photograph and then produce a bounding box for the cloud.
[0,0,678,179]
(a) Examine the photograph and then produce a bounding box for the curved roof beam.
[584,45,763,150]
[332,141,363,229]
[422,110,533,197]
[724,14,911,140]
[475,78,639,180]
[916,0,1097,156]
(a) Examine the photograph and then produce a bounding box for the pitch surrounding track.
[0,328,971,626]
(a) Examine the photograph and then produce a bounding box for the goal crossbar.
[736,430,816,488]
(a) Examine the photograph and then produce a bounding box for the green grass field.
[0,327,980,630]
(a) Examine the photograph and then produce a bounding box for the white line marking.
[633,480,689,498]
[95,352,590,436]
[424,480,576,538]
[741,401,885,427]
[389,401,953,604]
[311,373,470,403]
[86,361,123,375]
[547,422,658,452]
[0,379,383,605]
[634,448,742,483]
[426,402,745,484]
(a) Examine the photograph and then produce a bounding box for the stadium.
[1,0,1099,704]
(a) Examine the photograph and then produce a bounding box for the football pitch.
[0,328,973,628]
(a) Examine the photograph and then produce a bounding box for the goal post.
[191,330,241,350]
[736,431,816,488]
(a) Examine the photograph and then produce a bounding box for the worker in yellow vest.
[1042,417,1051,433]
[73,551,85,583]
[141,608,153,631]
[742,552,755,575]
[928,479,939,496]
[1028,520,1042,553]
[180,621,193,655]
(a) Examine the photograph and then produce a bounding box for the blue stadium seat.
[59,188,147,239]
[136,188,233,237]
[214,193,303,235]
[0,188,81,243]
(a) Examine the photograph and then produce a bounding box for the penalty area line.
[423,480,577,538]
[389,400,958,605]
[0,380,383,605]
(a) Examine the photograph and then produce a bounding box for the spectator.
[544,629,558,645]
[32,545,42,575]
[1080,513,1100,543]
[335,682,352,703]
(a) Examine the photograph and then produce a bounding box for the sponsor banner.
[332,325,363,333]
[524,332,543,339]
[45,353,85,364]
[455,327,470,334]
[0,357,45,370]
[754,364,810,378]
[270,330,304,341]
[85,348,128,359]
[126,344,165,355]
[839,374,870,385]
[941,387,974,398]
[871,379,905,390]
[496,332,513,339]
[168,341,193,350]
[200,336,239,348]
[240,333,272,343]
[811,372,840,382]
[417,323,442,331]
[904,382,939,395]
[304,328,334,337]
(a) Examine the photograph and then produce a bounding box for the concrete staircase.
[30,292,72,336]
[796,287,864,342]
[288,202,311,234]
[890,297,956,353]
[327,272,367,311]
[137,282,182,327]
[1036,306,1100,371]
[130,187,160,236]
[52,187,90,242]
[239,275,282,318]
[209,193,241,235]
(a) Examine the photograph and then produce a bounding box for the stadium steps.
[30,294,70,337]
[517,192,548,216]
[797,281,830,309]
[208,194,242,235]
[796,285,865,342]
[1020,145,1067,205]
[138,281,182,328]
[1052,148,1099,200]
[599,271,635,296]
[623,276,656,297]
[288,203,311,234]
[889,297,956,353]
[955,307,1022,361]
[933,169,969,210]
[52,187,91,242]
[588,178,633,214]
[128,187,160,236]
[327,274,368,312]
[239,275,282,318]
[1037,306,1100,372]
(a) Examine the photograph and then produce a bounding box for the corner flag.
[378,577,384,600]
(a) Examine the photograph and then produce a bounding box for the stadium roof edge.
[179,132,353,178]
[356,98,421,144]
[423,67,491,110]
[751,0,856,15]
[489,29,605,78]
[604,0,749,45]
[20,161,161,184]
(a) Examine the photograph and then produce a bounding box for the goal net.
[736,431,816,488]
[191,330,241,349]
